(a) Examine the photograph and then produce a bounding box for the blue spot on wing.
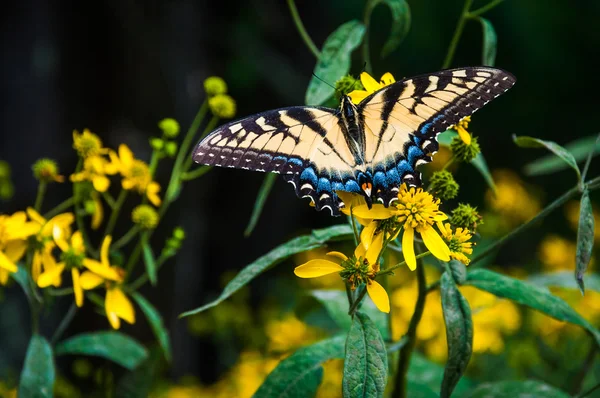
[345,180,361,193]
[317,178,331,193]
[385,167,401,186]
[300,167,318,185]
[373,171,388,189]
[397,159,414,175]
[289,158,303,166]
[331,181,345,192]
[407,145,425,166]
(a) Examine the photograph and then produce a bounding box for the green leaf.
[56,331,148,370]
[440,273,473,398]
[447,260,467,285]
[465,269,600,346]
[408,352,473,395]
[244,173,277,237]
[18,335,55,398]
[305,21,365,106]
[576,190,595,294]
[343,312,388,398]
[478,17,497,66]
[310,289,389,340]
[514,135,581,180]
[115,348,162,398]
[368,0,411,58]
[12,263,37,305]
[180,225,353,317]
[131,292,172,362]
[253,335,345,397]
[465,380,570,398]
[141,233,157,286]
[407,381,439,398]
[528,271,600,293]
[524,133,600,176]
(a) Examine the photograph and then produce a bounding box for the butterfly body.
[193,67,516,215]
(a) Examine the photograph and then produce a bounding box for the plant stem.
[361,0,376,73]
[286,0,321,59]
[102,191,117,209]
[124,241,143,278]
[348,285,368,316]
[581,133,600,182]
[350,207,360,246]
[441,0,474,69]
[180,166,213,181]
[44,197,75,219]
[379,252,431,276]
[51,302,77,344]
[112,225,141,250]
[571,341,597,395]
[468,0,505,18]
[34,181,47,212]
[103,189,128,239]
[392,261,427,398]
[577,381,600,398]
[181,116,220,174]
[127,252,169,290]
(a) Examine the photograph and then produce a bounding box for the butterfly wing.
[358,67,516,205]
[192,106,358,215]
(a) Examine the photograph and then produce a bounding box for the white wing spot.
[208,153,215,157]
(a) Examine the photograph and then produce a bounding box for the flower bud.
[209,94,236,119]
[132,204,159,230]
[158,118,180,138]
[164,141,178,157]
[451,135,480,163]
[204,76,228,96]
[450,203,483,231]
[32,158,64,183]
[73,129,103,158]
[428,170,459,200]
[149,137,164,151]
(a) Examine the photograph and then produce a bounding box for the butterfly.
[192,67,515,216]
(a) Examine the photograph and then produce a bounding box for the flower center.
[61,249,84,269]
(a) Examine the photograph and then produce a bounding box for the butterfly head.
[356,172,373,209]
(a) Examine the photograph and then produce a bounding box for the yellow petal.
[0,251,18,273]
[433,212,449,222]
[147,189,162,206]
[4,240,27,262]
[336,191,366,209]
[71,231,85,254]
[32,252,42,281]
[294,259,343,278]
[106,288,135,327]
[402,227,417,271]
[82,259,123,281]
[9,222,40,240]
[457,126,472,145]
[37,263,65,288]
[354,242,366,259]
[367,280,390,313]
[380,72,396,86]
[347,90,370,104]
[420,226,451,262]
[54,232,69,252]
[100,236,112,267]
[326,251,348,261]
[360,221,378,249]
[360,71,381,93]
[352,204,395,220]
[80,271,104,290]
[122,179,135,190]
[26,207,46,225]
[0,268,9,285]
[91,194,103,230]
[119,144,134,169]
[92,175,110,192]
[72,268,84,307]
[365,232,384,265]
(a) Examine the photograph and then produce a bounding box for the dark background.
[1,0,599,390]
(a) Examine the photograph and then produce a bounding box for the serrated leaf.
[408,352,473,395]
[253,335,345,397]
[141,233,157,286]
[465,269,600,346]
[180,225,353,317]
[343,312,388,398]
[465,380,570,398]
[576,190,595,294]
[368,0,411,58]
[528,271,600,293]
[305,21,365,106]
[244,173,277,237]
[440,273,473,398]
[524,133,600,176]
[310,289,389,340]
[18,335,55,398]
[131,292,171,362]
[514,135,581,180]
[478,17,497,66]
[56,331,148,370]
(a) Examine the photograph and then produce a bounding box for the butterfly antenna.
[361,62,367,74]
[312,73,336,90]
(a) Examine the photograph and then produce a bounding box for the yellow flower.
[70,155,113,192]
[538,234,576,271]
[90,192,104,230]
[348,72,396,104]
[336,190,388,227]
[107,144,162,206]
[294,235,390,313]
[32,158,65,183]
[0,212,39,283]
[265,314,319,352]
[449,116,472,145]
[438,222,474,265]
[105,286,135,329]
[354,184,450,271]
[73,129,105,158]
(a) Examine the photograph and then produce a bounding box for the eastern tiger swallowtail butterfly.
[192,67,515,216]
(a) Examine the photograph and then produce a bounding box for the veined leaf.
[465,269,600,346]
[524,133,600,176]
[56,331,148,370]
[180,225,353,317]
[253,335,345,397]
[131,292,172,362]
[478,17,497,66]
[366,0,411,58]
[305,21,365,106]
[465,380,570,398]
[141,233,157,286]
[18,335,55,398]
[528,271,600,293]
[514,135,581,180]
[244,173,277,237]
[440,273,473,398]
[343,312,388,398]
[576,190,595,294]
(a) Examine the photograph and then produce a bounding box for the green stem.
[442,157,456,171]
[286,0,321,59]
[350,207,360,246]
[148,150,160,177]
[468,0,505,18]
[581,133,600,182]
[379,252,431,276]
[34,181,47,212]
[51,302,77,344]
[571,341,597,395]
[103,189,128,239]
[181,116,220,173]
[345,281,354,307]
[180,166,213,182]
[577,381,600,398]
[127,253,169,290]
[48,287,74,296]
[102,191,117,209]
[348,285,368,316]
[112,225,141,250]
[124,241,143,278]
[441,0,474,69]
[73,159,96,257]
[392,261,427,398]
[44,197,75,219]
[361,0,376,73]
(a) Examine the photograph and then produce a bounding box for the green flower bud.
[0,160,11,180]
[158,118,180,138]
[334,75,363,101]
[173,227,185,240]
[450,203,483,231]
[451,135,480,163]
[209,94,236,119]
[204,76,228,96]
[84,199,96,214]
[164,141,178,157]
[150,137,164,151]
[132,204,159,230]
[429,170,459,200]
[32,158,64,183]
[0,181,14,200]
